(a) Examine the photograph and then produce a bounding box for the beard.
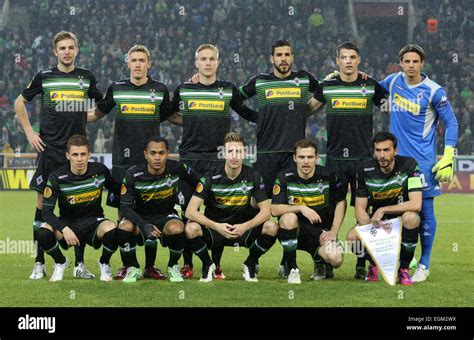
[274,62,292,76]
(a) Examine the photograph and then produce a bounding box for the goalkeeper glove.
[323,70,340,81]
[431,146,455,182]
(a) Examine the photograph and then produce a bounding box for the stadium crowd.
[0,0,472,155]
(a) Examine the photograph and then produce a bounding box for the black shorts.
[295,214,331,256]
[30,148,68,192]
[106,165,128,208]
[58,217,110,250]
[254,152,293,198]
[180,158,224,177]
[128,212,182,247]
[325,158,369,206]
[203,224,263,250]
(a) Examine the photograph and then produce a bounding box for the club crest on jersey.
[294,77,300,86]
[150,91,156,102]
[78,78,84,90]
[166,177,174,187]
[316,182,324,193]
[396,173,404,185]
[93,177,101,187]
[416,90,424,102]
[360,85,367,96]
[241,182,248,192]
[217,87,225,99]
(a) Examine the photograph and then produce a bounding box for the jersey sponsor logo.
[141,188,173,201]
[187,100,225,111]
[373,187,402,200]
[120,104,156,114]
[120,184,127,195]
[288,195,325,206]
[273,184,280,196]
[66,188,101,204]
[215,195,248,206]
[50,91,85,101]
[265,88,301,99]
[393,93,420,114]
[43,187,52,199]
[331,98,367,109]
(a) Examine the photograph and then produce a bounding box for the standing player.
[271,139,346,284]
[310,41,386,279]
[379,44,458,282]
[347,132,422,285]
[117,136,198,283]
[172,44,257,279]
[38,135,119,282]
[14,31,103,279]
[185,132,278,282]
[239,40,320,197]
[89,45,180,280]
[239,40,321,277]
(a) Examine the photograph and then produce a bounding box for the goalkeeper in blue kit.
[379,44,458,282]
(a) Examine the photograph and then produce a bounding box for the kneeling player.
[347,131,421,286]
[38,135,119,282]
[272,139,346,284]
[185,132,278,282]
[118,136,199,283]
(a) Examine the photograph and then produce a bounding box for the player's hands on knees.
[62,227,80,247]
[26,130,45,152]
[143,224,161,239]
[320,230,337,246]
[370,208,385,227]
[230,223,246,237]
[215,223,237,239]
[300,206,322,224]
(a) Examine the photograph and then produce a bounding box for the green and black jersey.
[120,160,199,228]
[171,80,256,160]
[272,165,345,226]
[21,66,103,150]
[356,155,422,213]
[193,165,268,223]
[42,162,117,231]
[313,74,385,160]
[97,77,172,168]
[239,70,320,153]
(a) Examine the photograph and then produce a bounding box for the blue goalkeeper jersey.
[380,72,458,166]
[379,72,458,197]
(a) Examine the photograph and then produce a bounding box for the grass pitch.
[0,191,472,307]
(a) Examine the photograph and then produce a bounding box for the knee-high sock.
[245,234,277,265]
[400,226,418,269]
[278,229,298,270]
[188,236,212,266]
[419,198,436,268]
[166,233,185,267]
[211,244,224,266]
[33,208,45,263]
[38,228,66,264]
[145,239,157,268]
[74,243,85,266]
[117,229,139,268]
[100,229,118,265]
